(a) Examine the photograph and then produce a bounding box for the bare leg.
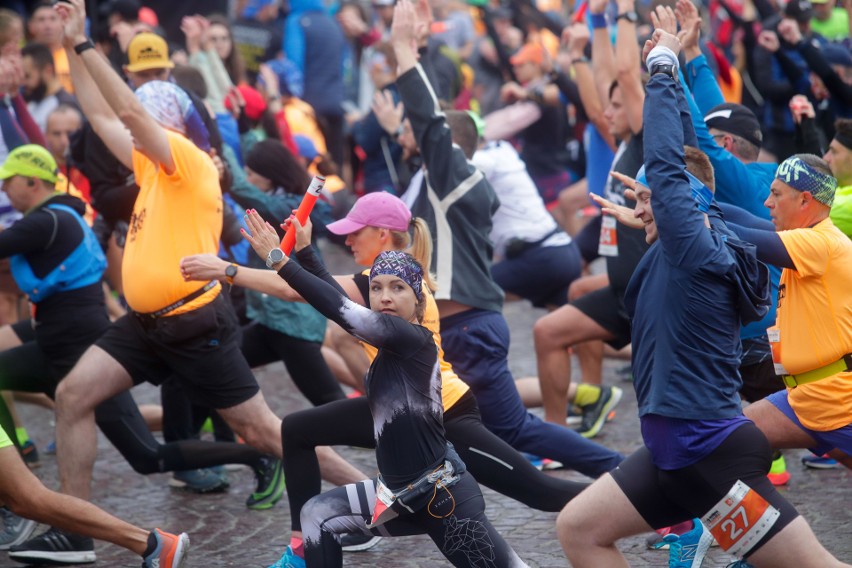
[747,517,851,568]
[54,346,135,499]
[0,324,23,350]
[0,446,149,555]
[514,376,543,407]
[743,399,821,449]
[557,473,653,568]
[575,340,605,388]
[534,304,615,424]
[327,322,369,392]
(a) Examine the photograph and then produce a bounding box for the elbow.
[117,100,149,127]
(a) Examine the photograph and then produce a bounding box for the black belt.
[135,280,218,319]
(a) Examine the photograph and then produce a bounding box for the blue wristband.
[590,13,608,29]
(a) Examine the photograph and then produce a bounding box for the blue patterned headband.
[775,156,837,206]
[635,165,714,213]
[369,251,424,301]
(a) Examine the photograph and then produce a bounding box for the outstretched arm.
[57,0,173,173]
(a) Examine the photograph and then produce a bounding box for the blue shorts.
[491,242,581,308]
[766,390,852,455]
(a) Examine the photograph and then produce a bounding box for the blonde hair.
[389,217,437,293]
[0,9,22,48]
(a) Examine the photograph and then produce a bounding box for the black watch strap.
[73,39,95,55]
[616,11,638,23]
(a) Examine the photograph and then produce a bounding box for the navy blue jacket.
[625,75,770,421]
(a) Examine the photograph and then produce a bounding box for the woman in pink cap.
[181,191,587,565]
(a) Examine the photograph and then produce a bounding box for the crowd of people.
[0,0,849,566]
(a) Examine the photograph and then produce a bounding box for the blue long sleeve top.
[626,74,771,469]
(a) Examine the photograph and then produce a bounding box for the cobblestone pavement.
[8,243,851,567]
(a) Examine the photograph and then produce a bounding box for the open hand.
[650,5,678,36]
[242,209,289,266]
[675,0,701,53]
[372,89,404,135]
[55,0,88,49]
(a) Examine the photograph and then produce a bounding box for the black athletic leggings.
[302,475,527,567]
[0,329,266,475]
[240,322,345,407]
[282,391,588,531]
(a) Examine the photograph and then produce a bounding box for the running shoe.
[268,546,306,568]
[20,441,39,469]
[576,386,623,438]
[0,507,36,550]
[767,453,790,486]
[9,526,96,564]
[665,519,713,568]
[801,454,841,469]
[340,533,382,552]
[646,526,674,550]
[168,468,230,493]
[142,529,189,568]
[247,456,286,510]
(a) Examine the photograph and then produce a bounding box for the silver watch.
[266,248,285,268]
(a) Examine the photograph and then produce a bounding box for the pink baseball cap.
[326,192,411,235]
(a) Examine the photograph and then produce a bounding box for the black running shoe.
[246,456,286,510]
[9,526,96,565]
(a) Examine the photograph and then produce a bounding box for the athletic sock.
[16,427,29,446]
[574,384,601,407]
[671,519,694,536]
[290,537,304,557]
[770,453,787,474]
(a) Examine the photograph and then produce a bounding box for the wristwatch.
[616,11,638,23]
[225,263,238,285]
[650,63,677,81]
[266,248,286,268]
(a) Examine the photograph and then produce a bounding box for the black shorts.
[95,293,259,409]
[740,357,785,404]
[570,285,631,349]
[611,422,799,557]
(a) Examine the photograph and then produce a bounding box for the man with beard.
[21,42,78,133]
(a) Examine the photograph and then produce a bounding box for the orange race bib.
[598,214,619,257]
[701,480,780,557]
[767,326,788,376]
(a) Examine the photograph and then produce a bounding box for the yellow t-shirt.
[52,47,73,94]
[124,131,222,315]
[359,272,470,411]
[776,218,852,430]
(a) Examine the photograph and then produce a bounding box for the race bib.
[701,480,780,557]
[767,326,788,376]
[367,478,399,528]
[598,214,619,257]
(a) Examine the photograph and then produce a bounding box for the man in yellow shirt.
[737,154,852,471]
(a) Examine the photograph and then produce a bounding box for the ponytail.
[389,217,437,293]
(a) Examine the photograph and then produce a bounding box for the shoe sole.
[8,550,96,565]
[580,387,624,439]
[167,533,190,568]
[801,461,840,469]
[0,520,38,551]
[341,535,382,552]
[168,479,230,494]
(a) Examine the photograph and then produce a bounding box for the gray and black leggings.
[301,474,528,567]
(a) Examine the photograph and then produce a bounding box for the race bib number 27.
[701,480,780,557]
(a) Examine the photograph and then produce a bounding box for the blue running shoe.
[801,454,840,469]
[665,519,713,568]
[169,468,230,493]
[268,546,306,568]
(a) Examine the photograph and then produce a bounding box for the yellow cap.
[126,32,174,73]
[0,145,59,184]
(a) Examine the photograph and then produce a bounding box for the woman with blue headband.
[241,209,527,567]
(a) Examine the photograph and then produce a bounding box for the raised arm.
[563,22,615,149]
[391,0,483,199]
[589,0,617,108]
[57,0,173,173]
[615,0,644,134]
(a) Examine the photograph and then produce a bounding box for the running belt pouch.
[504,228,561,259]
[368,444,466,529]
[394,444,465,513]
[149,302,219,344]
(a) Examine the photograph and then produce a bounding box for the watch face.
[268,248,285,263]
[225,265,238,278]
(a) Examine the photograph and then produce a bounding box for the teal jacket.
[225,145,327,342]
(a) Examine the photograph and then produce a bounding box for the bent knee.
[557,501,598,547]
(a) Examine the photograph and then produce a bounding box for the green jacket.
[831,185,852,240]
